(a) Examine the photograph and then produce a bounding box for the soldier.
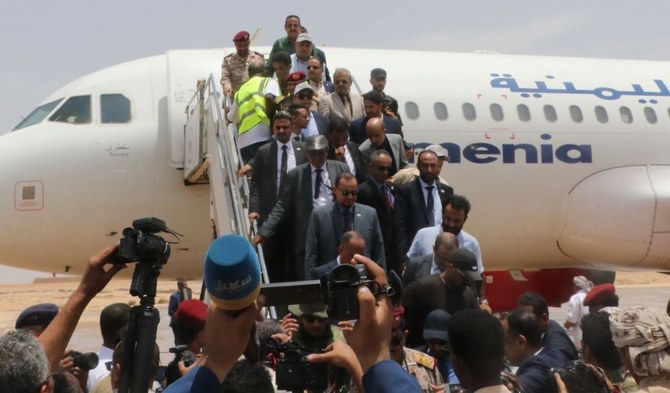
[390,307,444,392]
[370,68,403,125]
[278,71,306,111]
[221,30,265,98]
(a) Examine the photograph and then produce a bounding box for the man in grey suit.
[254,135,349,280]
[304,172,385,279]
[318,68,365,122]
[359,117,408,177]
[248,112,307,283]
[402,232,458,287]
[309,231,366,279]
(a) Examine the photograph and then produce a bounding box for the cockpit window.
[49,95,91,124]
[12,98,63,131]
[101,94,131,123]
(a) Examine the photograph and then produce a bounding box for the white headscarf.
[573,275,594,291]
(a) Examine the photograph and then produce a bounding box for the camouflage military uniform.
[220,51,265,97]
[401,347,444,392]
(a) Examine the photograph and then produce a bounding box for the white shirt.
[407,225,484,273]
[342,145,357,175]
[87,345,114,391]
[566,289,589,347]
[291,53,326,81]
[276,141,297,192]
[430,254,441,275]
[418,178,442,227]
[311,164,333,208]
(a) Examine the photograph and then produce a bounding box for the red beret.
[233,31,250,42]
[583,283,616,307]
[175,300,208,329]
[286,71,307,83]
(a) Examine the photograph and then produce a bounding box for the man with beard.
[401,249,480,347]
[220,31,265,97]
[406,195,487,308]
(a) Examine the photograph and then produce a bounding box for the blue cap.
[204,234,261,311]
[15,303,59,330]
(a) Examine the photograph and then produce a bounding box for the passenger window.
[49,96,91,124]
[490,104,504,121]
[434,102,448,120]
[405,102,419,120]
[101,94,131,123]
[569,105,583,123]
[517,104,531,122]
[462,103,476,121]
[595,106,608,123]
[620,107,633,124]
[13,98,63,131]
[543,105,557,122]
[644,107,657,124]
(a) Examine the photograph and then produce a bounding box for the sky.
[1,0,670,282]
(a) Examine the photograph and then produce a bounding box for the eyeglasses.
[302,314,327,324]
[306,65,321,70]
[376,166,392,172]
[339,189,358,196]
[297,93,313,100]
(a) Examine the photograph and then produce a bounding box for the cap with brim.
[16,303,59,330]
[296,33,313,43]
[370,68,387,79]
[288,303,328,319]
[425,144,449,160]
[294,82,314,95]
[423,309,450,342]
[583,283,616,307]
[205,234,261,311]
[450,249,481,282]
[304,135,329,151]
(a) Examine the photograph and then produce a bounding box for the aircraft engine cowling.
[558,165,670,269]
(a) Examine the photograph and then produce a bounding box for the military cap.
[370,68,387,79]
[233,31,250,42]
[304,135,329,151]
[449,249,481,282]
[296,33,313,43]
[583,283,616,307]
[294,82,314,95]
[363,90,384,105]
[423,309,451,342]
[286,71,307,83]
[175,299,208,329]
[288,303,327,319]
[15,303,59,330]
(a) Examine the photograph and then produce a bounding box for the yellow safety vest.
[235,76,271,135]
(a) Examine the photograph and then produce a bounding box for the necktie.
[382,184,394,212]
[314,168,323,199]
[280,145,288,177]
[426,186,435,226]
[342,95,352,117]
[342,209,352,234]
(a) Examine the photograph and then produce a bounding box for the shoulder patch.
[411,350,436,369]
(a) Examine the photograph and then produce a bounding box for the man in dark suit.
[402,232,458,287]
[304,172,385,278]
[397,150,454,256]
[359,117,408,177]
[254,135,349,280]
[349,90,404,144]
[293,82,328,137]
[503,309,570,393]
[326,116,367,184]
[248,112,307,283]
[309,231,366,279]
[357,150,403,274]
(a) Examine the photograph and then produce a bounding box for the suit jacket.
[544,320,579,361]
[249,140,307,221]
[328,141,368,184]
[517,348,569,393]
[319,92,365,123]
[402,254,433,287]
[357,179,402,273]
[309,258,339,280]
[311,110,329,136]
[359,133,408,174]
[258,160,349,279]
[304,202,385,278]
[397,178,454,255]
[349,116,404,145]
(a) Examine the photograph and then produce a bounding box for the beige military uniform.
[220,51,265,97]
[402,347,444,392]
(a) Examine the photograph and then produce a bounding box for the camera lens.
[329,265,358,283]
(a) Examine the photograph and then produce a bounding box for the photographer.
[165,300,208,386]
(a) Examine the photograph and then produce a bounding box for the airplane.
[1,46,669,310]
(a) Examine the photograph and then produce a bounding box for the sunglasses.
[302,314,327,324]
[376,166,392,172]
[297,93,313,100]
[339,189,358,196]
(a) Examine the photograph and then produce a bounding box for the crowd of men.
[4,14,670,393]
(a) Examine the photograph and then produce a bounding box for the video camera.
[260,339,328,391]
[69,351,99,371]
[168,345,198,368]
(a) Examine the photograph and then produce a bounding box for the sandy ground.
[0,271,669,363]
